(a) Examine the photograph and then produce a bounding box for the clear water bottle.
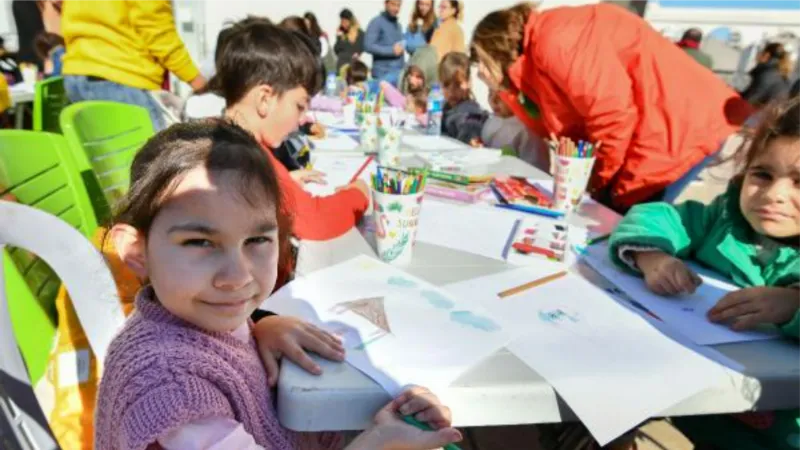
[325,72,338,97]
[426,83,444,136]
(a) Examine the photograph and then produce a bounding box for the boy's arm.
[609,196,725,274]
[364,20,395,57]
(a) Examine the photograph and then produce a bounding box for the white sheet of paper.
[416,200,520,261]
[582,244,779,345]
[402,135,467,152]
[444,269,731,445]
[305,155,375,196]
[311,135,359,152]
[264,255,513,395]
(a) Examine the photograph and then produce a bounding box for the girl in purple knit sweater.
[95,121,463,450]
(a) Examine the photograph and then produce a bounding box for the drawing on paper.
[450,311,501,332]
[538,309,580,324]
[331,297,392,334]
[388,276,417,288]
[421,290,455,310]
[355,332,390,350]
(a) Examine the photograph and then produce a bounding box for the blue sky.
[658,0,800,9]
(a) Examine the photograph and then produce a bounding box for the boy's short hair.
[215,16,272,68]
[439,52,471,88]
[346,60,369,85]
[211,22,323,105]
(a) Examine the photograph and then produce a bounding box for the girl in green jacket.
[609,98,800,450]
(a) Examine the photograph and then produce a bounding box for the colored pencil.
[497,271,568,298]
[349,156,374,183]
[587,233,611,246]
[401,415,462,450]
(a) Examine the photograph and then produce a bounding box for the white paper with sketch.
[402,135,467,152]
[444,269,731,446]
[263,255,513,395]
[304,155,375,196]
[415,200,520,261]
[416,149,502,172]
[583,244,779,345]
[310,135,359,152]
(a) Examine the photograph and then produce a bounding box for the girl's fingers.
[261,349,280,387]
[306,325,346,357]
[284,341,323,375]
[415,405,452,426]
[300,330,345,362]
[731,313,763,331]
[709,299,762,323]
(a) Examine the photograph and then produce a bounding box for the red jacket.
[505,4,752,208]
[263,145,369,241]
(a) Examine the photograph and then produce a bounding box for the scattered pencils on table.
[371,166,428,195]
[548,133,601,159]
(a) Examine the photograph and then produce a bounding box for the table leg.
[14,104,26,129]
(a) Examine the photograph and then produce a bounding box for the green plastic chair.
[33,76,69,133]
[0,130,99,383]
[61,101,154,220]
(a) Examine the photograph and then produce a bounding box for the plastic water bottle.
[426,83,444,136]
[325,72,338,97]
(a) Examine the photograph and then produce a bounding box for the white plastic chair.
[0,201,123,449]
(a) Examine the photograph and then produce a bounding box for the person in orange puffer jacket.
[470,2,753,211]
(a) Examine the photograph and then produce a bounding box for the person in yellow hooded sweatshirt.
[61,1,206,130]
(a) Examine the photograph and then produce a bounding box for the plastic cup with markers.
[377,118,403,167]
[370,167,428,266]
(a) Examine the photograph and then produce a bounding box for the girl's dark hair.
[346,60,369,85]
[409,0,437,34]
[402,65,427,95]
[280,15,312,37]
[33,32,64,61]
[445,0,463,21]
[730,97,800,182]
[114,120,293,273]
[340,8,354,21]
[303,12,324,39]
[208,22,323,105]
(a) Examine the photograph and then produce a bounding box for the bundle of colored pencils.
[372,166,428,195]
[548,133,601,159]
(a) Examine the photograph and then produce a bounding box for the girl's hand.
[469,137,482,148]
[290,169,327,185]
[351,387,462,450]
[708,287,800,331]
[634,251,702,296]
[252,316,345,386]
[336,179,370,199]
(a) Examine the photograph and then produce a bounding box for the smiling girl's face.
[124,167,280,333]
[740,136,800,238]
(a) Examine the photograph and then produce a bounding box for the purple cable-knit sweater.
[94,286,342,450]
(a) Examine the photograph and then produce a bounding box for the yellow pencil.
[497,271,568,299]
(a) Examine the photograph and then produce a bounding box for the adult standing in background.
[304,12,331,59]
[405,0,437,56]
[61,0,205,131]
[12,0,45,69]
[430,0,465,61]
[364,0,405,86]
[334,9,365,72]
[470,3,752,211]
[740,42,793,108]
[677,28,713,70]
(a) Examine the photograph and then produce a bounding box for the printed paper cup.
[377,125,402,166]
[358,113,379,152]
[371,190,424,266]
[552,156,595,213]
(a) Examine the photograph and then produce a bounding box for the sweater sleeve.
[128,0,200,83]
[609,195,726,274]
[120,378,234,450]
[364,19,395,57]
[270,150,368,241]
[780,310,800,339]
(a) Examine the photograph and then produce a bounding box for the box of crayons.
[490,176,564,218]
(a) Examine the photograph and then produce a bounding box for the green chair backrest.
[60,101,154,219]
[33,76,69,133]
[0,130,99,383]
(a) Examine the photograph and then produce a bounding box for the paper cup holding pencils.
[553,155,596,213]
[371,168,428,266]
[377,123,402,166]
[549,136,599,213]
